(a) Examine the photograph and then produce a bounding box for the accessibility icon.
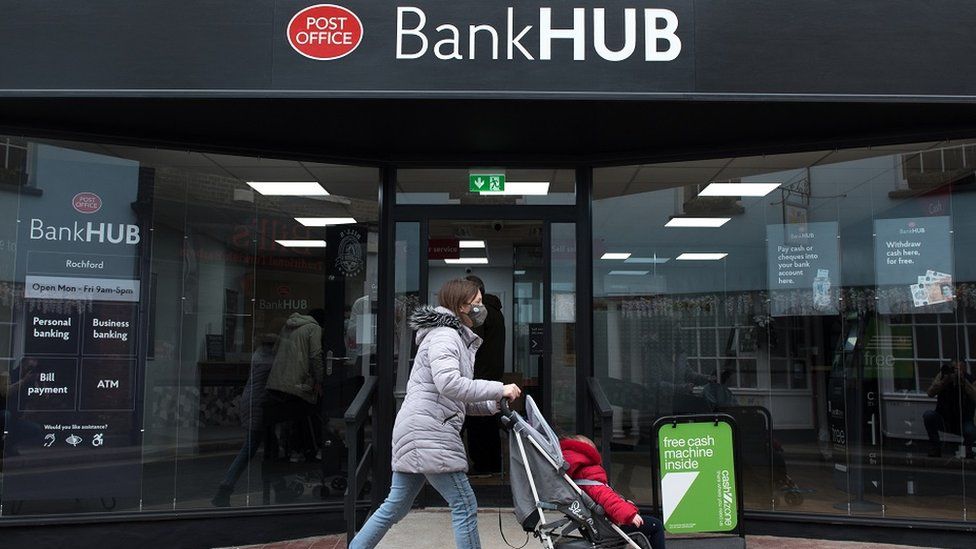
[92,433,104,447]
[66,434,83,447]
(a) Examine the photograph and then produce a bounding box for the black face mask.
[466,305,487,327]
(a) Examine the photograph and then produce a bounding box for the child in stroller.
[560,435,666,549]
[500,396,660,549]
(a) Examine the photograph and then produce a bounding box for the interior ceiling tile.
[725,151,830,171]
[220,166,313,181]
[636,166,720,186]
[594,166,640,184]
[645,158,732,170]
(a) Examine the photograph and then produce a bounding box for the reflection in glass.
[595,139,976,524]
[0,135,379,516]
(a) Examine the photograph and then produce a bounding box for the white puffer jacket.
[391,305,504,474]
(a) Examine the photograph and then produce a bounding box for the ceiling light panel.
[294,217,357,226]
[246,181,329,196]
[275,240,328,248]
[479,182,550,195]
[625,257,670,264]
[698,183,779,197]
[676,252,728,260]
[665,217,731,228]
[444,258,489,264]
[601,252,632,260]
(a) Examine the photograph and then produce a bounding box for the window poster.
[4,144,145,501]
[766,222,841,316]
[873,216,953,314]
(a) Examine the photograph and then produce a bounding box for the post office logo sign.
[287,4,364,60]
[72,192,102,214]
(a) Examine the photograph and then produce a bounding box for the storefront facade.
[2,1,976,546]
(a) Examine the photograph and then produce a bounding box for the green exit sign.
[469,174,505,192]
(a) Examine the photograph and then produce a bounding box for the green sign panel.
[469,174,505,192]
[658,421,738,533]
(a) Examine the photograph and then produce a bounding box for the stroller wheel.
[784,491,803,506]
[331,476,348,492]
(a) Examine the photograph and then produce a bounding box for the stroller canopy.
[520,395,565,466]
[508,395,576,525]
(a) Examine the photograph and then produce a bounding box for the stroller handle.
[499,397,513,415]
[498,398,517,430]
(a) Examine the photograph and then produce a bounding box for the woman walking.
[349,278,522,549]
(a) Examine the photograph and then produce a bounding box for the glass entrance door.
[427,219,541,496]
[391,217,577,505]
[382,166,582,507]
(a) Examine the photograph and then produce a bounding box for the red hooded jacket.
[559,438,639,525]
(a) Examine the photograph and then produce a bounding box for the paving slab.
[220,509,937,549]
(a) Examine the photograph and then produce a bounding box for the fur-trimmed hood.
[409,304,462,331]
[409,305,479,348]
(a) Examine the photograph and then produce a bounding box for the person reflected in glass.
[212,332,278,507]
[462,275,506,476]
[923,359,976,458]
[1,358,43,459]
[349,278,522,549]
[262,309,326,500]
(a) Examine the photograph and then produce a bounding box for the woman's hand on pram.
[502,383,522,401]
[630,514,644,528]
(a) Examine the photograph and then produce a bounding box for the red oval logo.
[72,192,102,214]
[287,4,363,61]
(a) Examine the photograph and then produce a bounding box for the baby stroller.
[499,396,651,549]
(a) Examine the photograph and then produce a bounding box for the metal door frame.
[374,168,594,500]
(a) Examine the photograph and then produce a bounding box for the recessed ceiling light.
[275,240,327,248]
[294,217,357,226]
[480,182,550,196]
[460,240,486,248]
[625,257,670,264]
[601,252,632,260]
[514,270,526,275]
[676,252,728,260]
[609,270,650,276]
[246,181,329,196]
[699,183,779,197]
[444,258,489,265]
[665,217,732,228]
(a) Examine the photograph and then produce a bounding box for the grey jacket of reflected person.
[391,305,505,474]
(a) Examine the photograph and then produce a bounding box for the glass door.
[391,217,577,505]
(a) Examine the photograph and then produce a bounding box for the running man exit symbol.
[469,174,505,192]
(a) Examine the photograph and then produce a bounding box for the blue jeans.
[923,409,976,448]
[349,471,481,549]
[219,430,264,490]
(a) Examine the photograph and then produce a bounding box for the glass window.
[595,138,976,523]
[0,137,29,186]
[0,135,379,517]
